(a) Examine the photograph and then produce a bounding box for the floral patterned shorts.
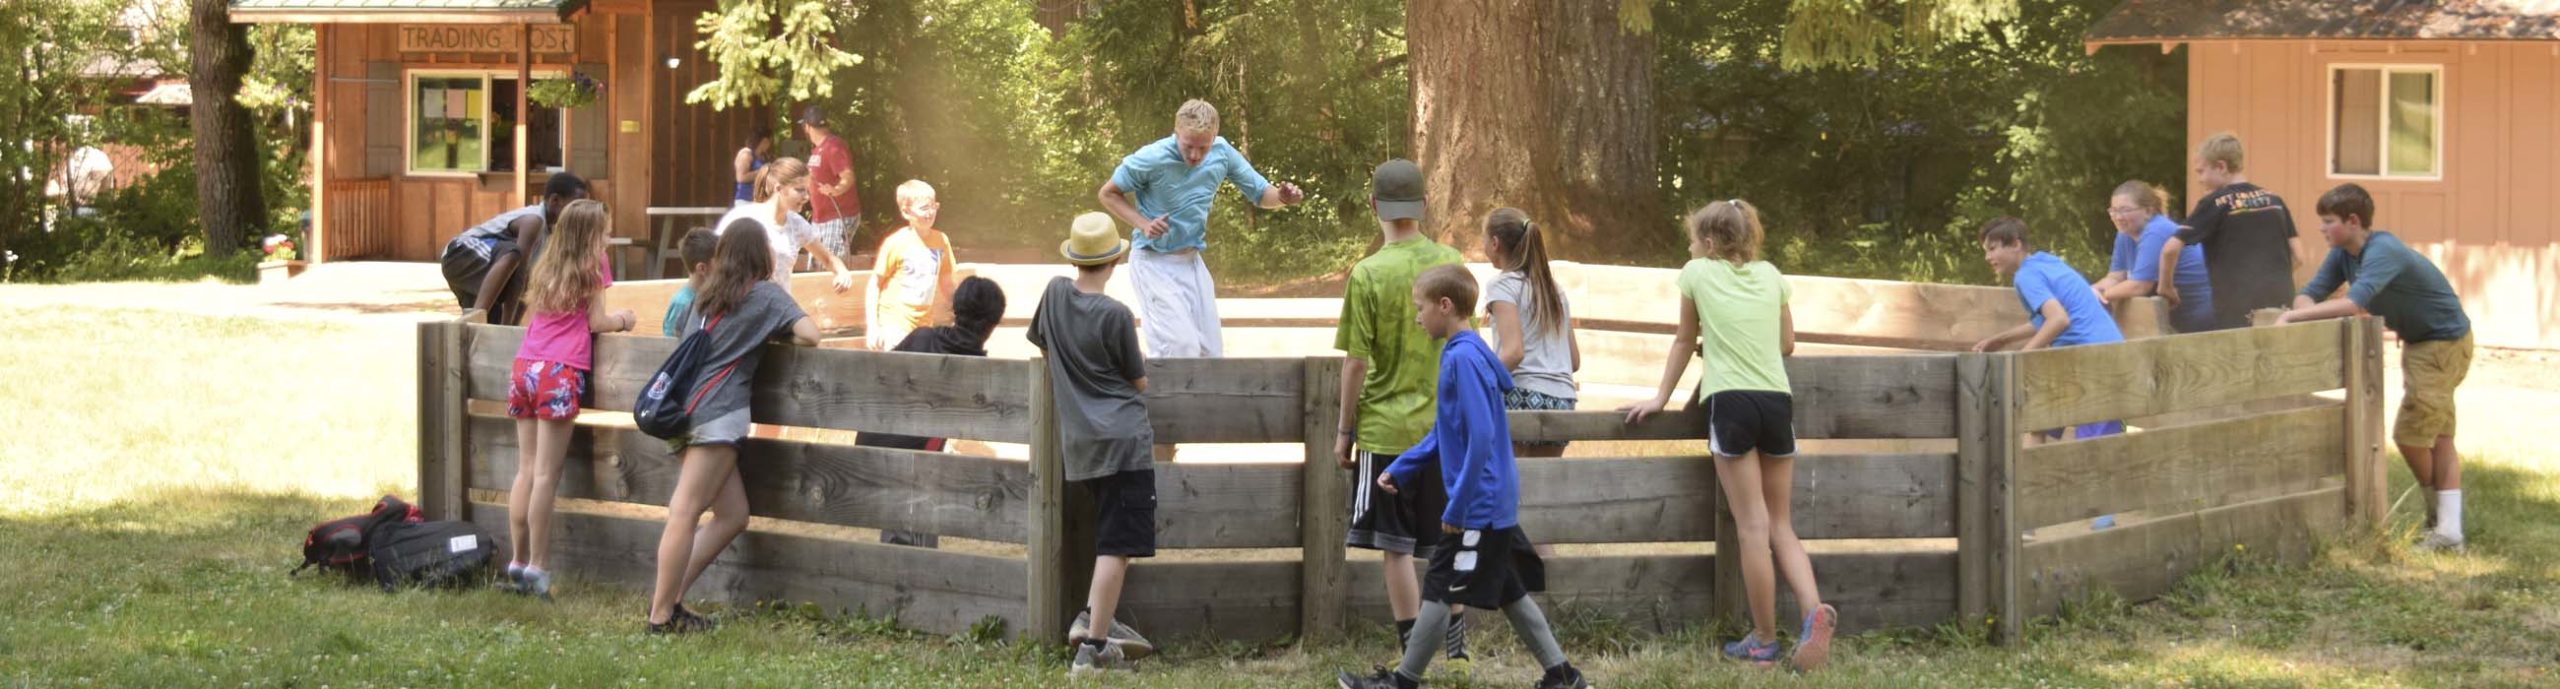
[507,359,590,421]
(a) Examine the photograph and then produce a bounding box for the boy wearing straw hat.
[1032,212,1159,677]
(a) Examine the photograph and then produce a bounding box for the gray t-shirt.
[675,282,808,423]
[1480,271,1578,400]
[1027,277,1153,481]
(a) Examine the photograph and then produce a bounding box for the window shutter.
[363,61,403,177]
[568,62,609,179]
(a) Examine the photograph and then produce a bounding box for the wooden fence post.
[2342,317,2387,529]
[416,316,472,521]
[1299,357,1348,641]
[1956,352,2021,643]
[1024,357,1097,645]
[415,320,447,518]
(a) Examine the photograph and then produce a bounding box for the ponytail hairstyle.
[696,216,777,318]
[2112,179,2173,220]
[754,157,812,223]
[1483,207,1567,338]
[526,199,611,314]
[1686,199,1766,265]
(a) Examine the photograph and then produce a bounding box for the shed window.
[2331,66,2440,178]
[407,72,563,176]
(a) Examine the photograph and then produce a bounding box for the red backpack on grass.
[291,495,422,580]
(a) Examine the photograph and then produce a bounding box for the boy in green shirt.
[1333,159,1471,659]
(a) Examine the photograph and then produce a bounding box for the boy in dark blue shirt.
[2278,183,2475,550]
[1338,264,1587,689]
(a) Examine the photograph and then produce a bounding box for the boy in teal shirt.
[2277,183,2474,550]
[1333,159,1471,659]
[660,228,718,336]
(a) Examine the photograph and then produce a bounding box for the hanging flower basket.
[529,72,604,109]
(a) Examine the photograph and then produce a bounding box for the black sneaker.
[646,605,714,635]
[1537,663,1590,689]
[1337,666,1414,689]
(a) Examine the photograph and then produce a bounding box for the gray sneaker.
[521,568,554,601]
[1069,610,1156,660]
[2418,531,2466,552]
[1068,641,1127,678]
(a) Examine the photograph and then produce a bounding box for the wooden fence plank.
[2022,487,2343,617]
[1337,549,1955,637]
[1508,355,1960,443]
[466,326,1035,443]
[1122,559,1303,641]
[1566,266,2168,349]
[470,505,1025,636]
[1955,353,2022,643]
[1517,454,1956,542]
[2018,404,2345,529]
[1299,357,1350,641]
[2016,320,2346,430]
[464,416,1034,543]
[2343,317,2387,529]
[604,271,877,338]
[1154,463,1301,548]
[1143,358,1305,444]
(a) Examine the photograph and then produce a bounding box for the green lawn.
[1,304,2555,687]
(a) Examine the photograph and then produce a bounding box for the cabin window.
[2331,65,2440,179]
[406,71,564,176]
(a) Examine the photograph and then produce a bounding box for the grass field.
[2,303,2556,688]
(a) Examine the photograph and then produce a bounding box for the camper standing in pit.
[1095,99,1305,358]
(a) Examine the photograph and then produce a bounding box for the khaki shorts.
[2396,332,2474,446]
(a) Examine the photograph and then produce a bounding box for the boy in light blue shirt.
[1974,217,2125,439]
[1094,99,1305,358]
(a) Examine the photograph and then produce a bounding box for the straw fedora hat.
[1061,212,1130,266]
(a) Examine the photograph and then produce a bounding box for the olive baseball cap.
[1372,159,1425,222]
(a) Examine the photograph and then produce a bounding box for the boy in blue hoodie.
[1338,264,1588,689]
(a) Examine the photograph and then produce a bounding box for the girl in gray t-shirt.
[1478,208,1580,458]
[646,221,822,635]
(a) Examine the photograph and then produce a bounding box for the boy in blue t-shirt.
[660,228,719,336]
[1337,264,1588,689]
[1973,217,2125,440]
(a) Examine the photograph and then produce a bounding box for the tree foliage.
[606,0,2182,287]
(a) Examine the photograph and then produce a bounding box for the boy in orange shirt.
[867,180,959,351]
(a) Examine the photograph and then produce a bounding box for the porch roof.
[228,0,587,25]
[2086,0,2560,47]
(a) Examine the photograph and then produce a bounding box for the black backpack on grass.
[362,518,503,592]
[292,495,423,580]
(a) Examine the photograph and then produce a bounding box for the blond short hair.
[896,179,937,214]
[2198,132,2246,173]
[1175,99,1219,136]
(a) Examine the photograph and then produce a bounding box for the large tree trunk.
[189,0,266,257]
[1409,0,1656,259]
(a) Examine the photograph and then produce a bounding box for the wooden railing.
[321,178,394,261]
[415,272,2380,646]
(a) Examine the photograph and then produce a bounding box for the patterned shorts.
[507,359,589,421]
[1502,388,1577,449]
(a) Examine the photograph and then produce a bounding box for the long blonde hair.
[1484,207,1566,338]
[526,199,610,314]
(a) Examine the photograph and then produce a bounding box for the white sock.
[2435,490,2463,539]
[507,561,526,575]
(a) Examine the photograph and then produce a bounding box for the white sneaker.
[2417,531,2466,552]
[1069,610,1156,660]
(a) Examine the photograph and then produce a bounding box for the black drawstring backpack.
[636,312,735,439]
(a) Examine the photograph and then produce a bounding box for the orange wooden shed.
[2087,0,2560,349]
